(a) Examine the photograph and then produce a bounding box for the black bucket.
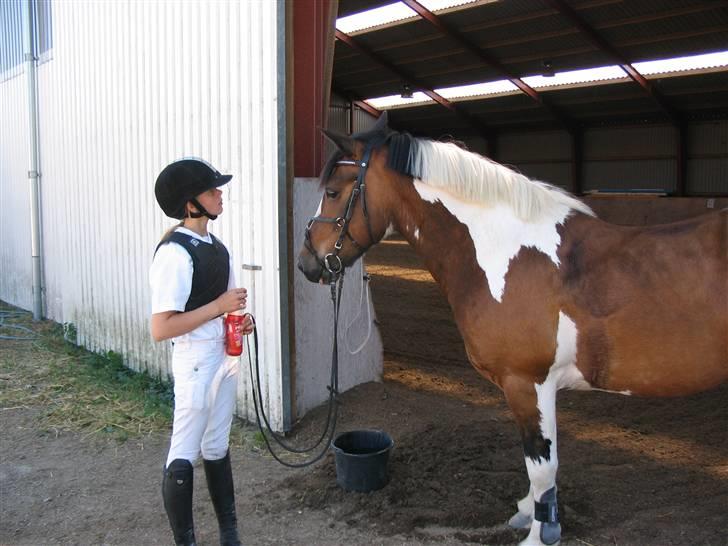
[331,429,394,492]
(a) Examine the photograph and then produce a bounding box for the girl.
[150,157,253,546]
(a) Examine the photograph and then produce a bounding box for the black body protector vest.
[156,231,230,312]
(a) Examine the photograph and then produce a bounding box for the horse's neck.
[393,180,577,305]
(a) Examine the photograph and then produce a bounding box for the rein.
[246,276,344,468]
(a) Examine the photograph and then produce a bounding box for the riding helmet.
[155,158,232,220]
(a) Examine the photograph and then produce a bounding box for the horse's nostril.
[297,259,304,272]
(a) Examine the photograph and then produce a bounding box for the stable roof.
[333,0,728,136]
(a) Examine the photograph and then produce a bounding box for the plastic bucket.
[331,429,394,492]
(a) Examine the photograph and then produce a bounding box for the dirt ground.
[1,237,727,546]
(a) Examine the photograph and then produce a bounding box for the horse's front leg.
[503,375,561,546]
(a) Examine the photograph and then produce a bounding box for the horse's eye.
[326,189,339,199]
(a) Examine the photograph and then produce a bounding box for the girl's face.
[191,187,224,216]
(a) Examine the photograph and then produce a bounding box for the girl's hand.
[217,288,247,315]
[241,314,255,335]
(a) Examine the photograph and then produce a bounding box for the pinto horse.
[297,113,727,546]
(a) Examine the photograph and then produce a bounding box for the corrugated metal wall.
[500,130,573,190]
[688,120,728,195]
[0,0,286,428]
[0,73,31,306]
[583,125,677,193]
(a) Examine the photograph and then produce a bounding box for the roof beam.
[353,98,381,118]
[336,30,455,111]
[334,87,383,118]
[543,0,681,126]
[401,0,539,102]
[335,29,493,137]
[401,0,576,132]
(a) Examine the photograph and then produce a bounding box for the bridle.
[304,144,376,279]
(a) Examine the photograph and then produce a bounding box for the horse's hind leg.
[503,375,561,546]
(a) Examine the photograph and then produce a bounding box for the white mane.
[410,139,594,221]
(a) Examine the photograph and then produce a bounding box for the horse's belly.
[597,339,727,397]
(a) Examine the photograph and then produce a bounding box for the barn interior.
[329,0,728,198]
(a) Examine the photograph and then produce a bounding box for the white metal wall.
[688,120,728,195]
[0,1,286,428]
[0,73,31,308]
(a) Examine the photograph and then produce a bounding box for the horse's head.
[298,112,396,284]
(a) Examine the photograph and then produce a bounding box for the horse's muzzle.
[297,250,332,284]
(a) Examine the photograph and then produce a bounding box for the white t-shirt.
[149,226,235,343]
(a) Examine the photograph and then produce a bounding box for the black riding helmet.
[155,158,233,220]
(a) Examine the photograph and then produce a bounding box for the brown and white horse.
[297,113,727,546]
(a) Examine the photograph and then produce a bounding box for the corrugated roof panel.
[337,0,490,35]
[335,0,728,133]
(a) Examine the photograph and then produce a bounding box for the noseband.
[304,144,376,277]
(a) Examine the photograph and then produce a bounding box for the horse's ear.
[372,111,389,132]
[322,129,355,155]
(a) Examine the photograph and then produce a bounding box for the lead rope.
[245,274,344,468]
[344,261,372,355]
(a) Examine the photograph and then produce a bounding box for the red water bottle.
[225,311,245,356]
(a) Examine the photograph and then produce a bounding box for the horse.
[297,112,727,546]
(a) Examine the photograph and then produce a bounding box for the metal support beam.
[676,122,687,196]
[353,99,381,119]
[571,128,583,195]
[335,29,493,138]
[544,0,681,127]
[332,86,382,130]
[487,134,498,161]
[402,0,576,134]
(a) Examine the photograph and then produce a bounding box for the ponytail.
[158,220,184,246]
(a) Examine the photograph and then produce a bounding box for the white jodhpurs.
[166,340,239,466]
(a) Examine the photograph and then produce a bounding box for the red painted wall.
[293,0,336,178]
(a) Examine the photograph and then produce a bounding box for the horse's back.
[559,209,727,397]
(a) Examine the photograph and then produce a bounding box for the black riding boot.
[162,459,197,546]
[203,451,241,546]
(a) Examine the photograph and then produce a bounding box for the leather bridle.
[304,144,376,279]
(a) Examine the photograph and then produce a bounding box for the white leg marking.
[413,181,571,302]
[521,379,559,546]
[383,222,396,239]
[518,311,581,545]
[509,487,535,529]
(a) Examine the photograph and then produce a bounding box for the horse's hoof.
[540,522,561,546]
[518,536,560,546]
[508,511,533,529]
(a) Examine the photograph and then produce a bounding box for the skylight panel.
[361,50,728,110]
[523,65,627,88]
[437,80,518,99]
[336,0,480,35]
[634,51,728,75]
[366,92,434,109]
[420,0,480,10]
[336,3,416,35]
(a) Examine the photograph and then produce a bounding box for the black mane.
[319,123,420,188]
